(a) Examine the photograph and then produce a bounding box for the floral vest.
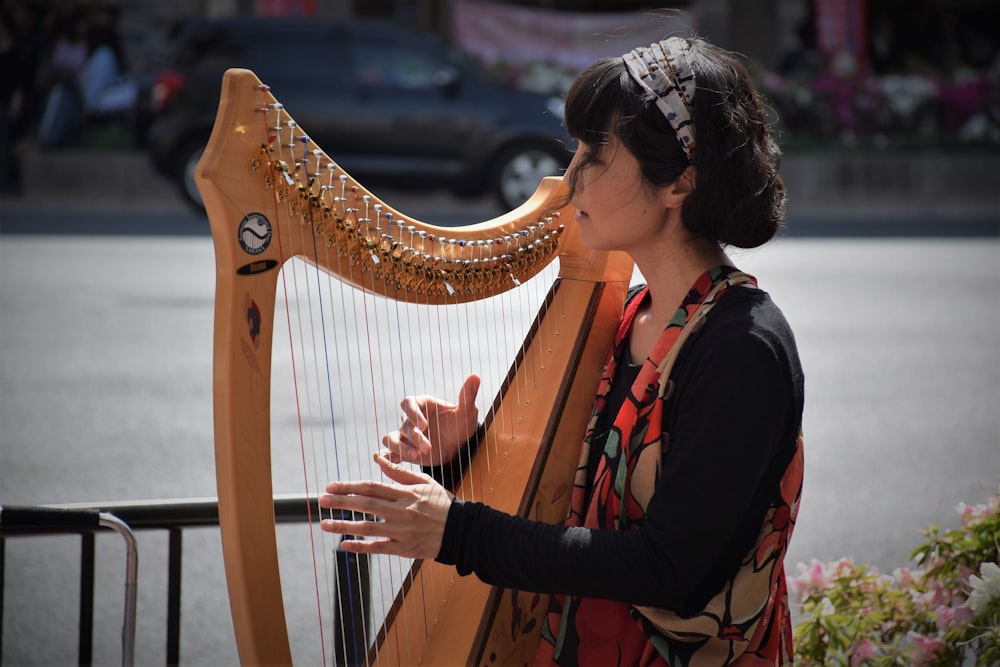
[535,266,804,667]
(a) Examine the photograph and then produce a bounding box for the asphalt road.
[1,196,998,666]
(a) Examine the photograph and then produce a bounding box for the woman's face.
[565,136,670,254]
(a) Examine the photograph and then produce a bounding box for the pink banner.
[813,0,867,70]
[452,0,697,77]
[255,0,316,17]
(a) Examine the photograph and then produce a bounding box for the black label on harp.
[237,212,272,255]
[236,259,279,275]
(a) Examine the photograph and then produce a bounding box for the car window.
[172,26,241,69]
[169,23,343,87]
[251,33,342,86]
[350,39,450,90]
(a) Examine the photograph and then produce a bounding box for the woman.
[320,35,804,666]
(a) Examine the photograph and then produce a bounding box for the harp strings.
[271,122,333,667]
[278,253,560,664]
[253,81,564,664]
[261,88,356,665]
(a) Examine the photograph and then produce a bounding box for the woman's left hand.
[318,450,453,560]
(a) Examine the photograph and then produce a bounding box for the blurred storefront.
[17,0,996,86]
[5,0,999,151]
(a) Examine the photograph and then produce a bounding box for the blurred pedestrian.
[37,6,135,148]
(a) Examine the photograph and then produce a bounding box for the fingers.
[457,373,481,415]
[337,537,402,556]
[382,424,432,463]
[319,457,430,516]
[319,512,399,555]
[320,475,388,522]
[373,449,430,484]
[319,480,396,548]
[318,464,448,560]
[388,375,481,464]
[388,398,435,461]
[382,429,417,463]
[399,395,431,431]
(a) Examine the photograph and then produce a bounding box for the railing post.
[1,537,6,663]
[332,546,371,666]
[79,532,96,666]
[98,514,137,667]
[166,528,182,666]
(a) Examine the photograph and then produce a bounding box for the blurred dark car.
[144,17,573,211]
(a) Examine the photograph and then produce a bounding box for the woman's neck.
[633,234,730,321]
[627,234,730,362]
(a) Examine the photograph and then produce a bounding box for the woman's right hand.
[381,373,481,467]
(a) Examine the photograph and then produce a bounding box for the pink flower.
[808,559,827,586]
[956,500,996,526]
[927,582,951,607]
[850,638,876,666]
[954,603,974,626]
[788,576,807,602]
[790,558,830,600]
[894,567,914,587]
[935,604,960,632]
[831,557,856,578]
[987,494,1000,513]
[909,588,942,616]
[908,632,946,665]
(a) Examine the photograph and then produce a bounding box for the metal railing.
[0,495,366,666]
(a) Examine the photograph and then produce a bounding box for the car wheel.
[492,144,567,211]
[175,140,206,210]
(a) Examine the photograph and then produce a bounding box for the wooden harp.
[199,68,633,666]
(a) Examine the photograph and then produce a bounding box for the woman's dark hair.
[563,37,785,249]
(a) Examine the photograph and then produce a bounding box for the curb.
[6,149,998,237]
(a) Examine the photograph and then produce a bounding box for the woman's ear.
[660,166,695,209]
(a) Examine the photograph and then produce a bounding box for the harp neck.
[198,69,627,305]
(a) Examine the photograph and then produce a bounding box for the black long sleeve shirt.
[434,285,804,615]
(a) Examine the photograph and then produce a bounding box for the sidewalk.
[3,148,503,218]
[4,148,998,236]
[11,148,186,209]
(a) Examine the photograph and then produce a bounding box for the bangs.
[563,58,633,145]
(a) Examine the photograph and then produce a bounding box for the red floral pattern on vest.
[535,267,804,667]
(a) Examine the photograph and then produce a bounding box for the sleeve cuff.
[422,422,486,491]
[435,496,469,570]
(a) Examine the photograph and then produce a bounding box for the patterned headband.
[622,37,696,163]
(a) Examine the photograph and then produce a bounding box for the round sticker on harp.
[238,213,272,255]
